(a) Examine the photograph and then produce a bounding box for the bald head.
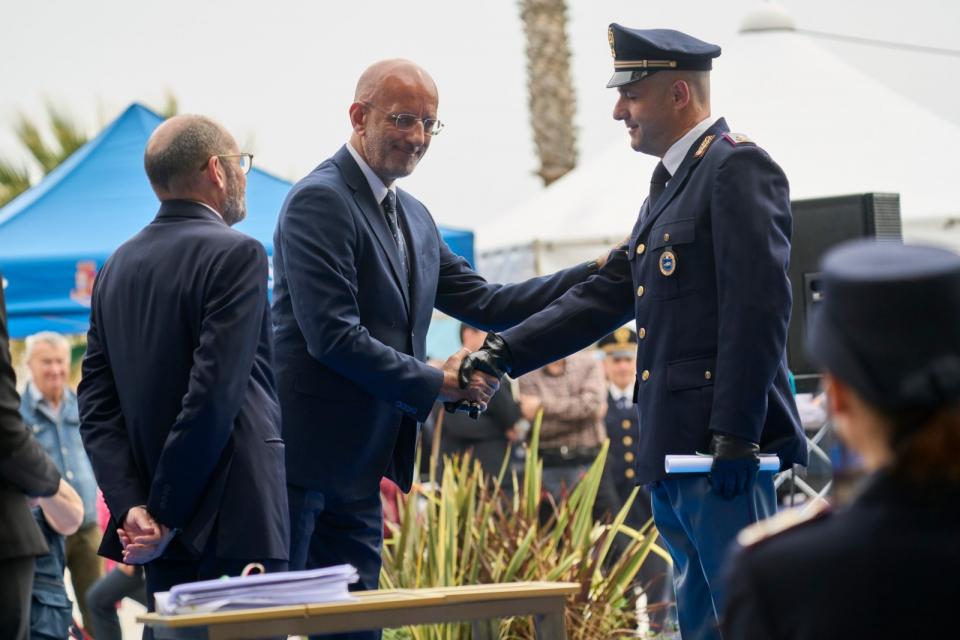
[349,59,440,185]
[354,59,438,105]
[144,114,237,195]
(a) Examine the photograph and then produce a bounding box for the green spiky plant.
[380,410,668,639]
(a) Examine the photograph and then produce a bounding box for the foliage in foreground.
[380,411,663,639]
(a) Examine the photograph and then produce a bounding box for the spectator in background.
[1,279,63,640]
[440,324,523,478]
[599,328,645,516]
[29,478,83,640]
[84,490,147,640]
[723,241,960,638]
[599,327,674,631]
[21,331,102,626]
[518,349,619,518]
[85,564,146,640]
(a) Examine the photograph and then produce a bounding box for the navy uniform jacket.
[501,119,807,484]
[272,145,594,499]
[79,200,289,563]
[723,473,960,638]
[605,389,650,526]
[605,391,640,492]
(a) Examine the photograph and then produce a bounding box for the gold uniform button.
[705,370,713,380]
[636,243,646,255]
[624,452,635,462]
[641,369,650,381]
[638,327,646,339]
[623,436,634,446]
[636,285,645,297]
[625,468,636,479]
[621,419,631,429]
[663,232,671,242]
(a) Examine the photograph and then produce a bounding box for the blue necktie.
[382,191,409,285]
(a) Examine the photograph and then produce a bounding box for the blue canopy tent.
[0,103,475,338]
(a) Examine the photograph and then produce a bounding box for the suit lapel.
[638,118,730,236]
[332,146,411,312]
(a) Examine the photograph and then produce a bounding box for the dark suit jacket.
[723,473,960,638]
[272,145,595,499]
[79,200,289,563]
[500,119,807,484]
[0,282,61,561]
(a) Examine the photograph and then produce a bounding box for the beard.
[221,166,247,226]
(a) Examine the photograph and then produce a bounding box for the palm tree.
[519,0,578,185]
[0,93,178,207]
[0,104,89,206]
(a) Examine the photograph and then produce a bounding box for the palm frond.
[46,103,88,159]
[0,160,31,207]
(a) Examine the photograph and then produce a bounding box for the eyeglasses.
[200,153,254,175]
[361,102,444,136]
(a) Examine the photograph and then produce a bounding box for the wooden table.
[138,581,580,639]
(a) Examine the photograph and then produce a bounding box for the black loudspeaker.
[787,193,903,393]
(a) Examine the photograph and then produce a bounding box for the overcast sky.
[2,0,957,232]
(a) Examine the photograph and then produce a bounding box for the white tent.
[477,27,960,281]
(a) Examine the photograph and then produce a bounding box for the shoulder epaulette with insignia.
[723,132,755,146]
[736,500,830,548]
[693,134,715,159]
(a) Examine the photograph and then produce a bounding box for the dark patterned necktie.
[381,191,409,284]
[649,161,671,209]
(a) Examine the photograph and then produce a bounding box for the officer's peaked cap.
[606,24,721,88]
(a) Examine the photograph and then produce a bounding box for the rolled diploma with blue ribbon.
[665,454,781,474]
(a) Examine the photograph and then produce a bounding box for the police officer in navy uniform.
[723,240,960,639]
[600,327,674,630]
[599,328,645,519]
[459,25,808,639]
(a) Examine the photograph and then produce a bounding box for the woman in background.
[722,240,960,639]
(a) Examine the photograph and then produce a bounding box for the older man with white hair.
[20,331,101,626]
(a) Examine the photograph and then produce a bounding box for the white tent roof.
[477,29,960,251]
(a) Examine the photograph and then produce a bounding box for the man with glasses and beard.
[272,59,609,638]
[79,115,289,618]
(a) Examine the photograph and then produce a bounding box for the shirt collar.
[26,381,71,415]
[187,200,224,220]
[27,381,44,407]
[346,142,396,206]
[661,116,719,177]
[608,384,632,402]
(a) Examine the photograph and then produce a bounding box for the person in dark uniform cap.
[599,327,674,630]
[723,240,960,639]
[599,327,643,511]
[457,24,808,640]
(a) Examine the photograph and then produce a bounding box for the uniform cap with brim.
[599,327,638,358]
[806,240,960,413]
[606,24,721,88]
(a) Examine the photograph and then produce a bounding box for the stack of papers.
[154,564,358,615]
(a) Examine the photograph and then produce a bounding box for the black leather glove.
[458,333,513,387]
[709,432,760,500]
[443,333,514,419]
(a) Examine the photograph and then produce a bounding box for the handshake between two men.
[437,330,764,502]
[439,334,514,418]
